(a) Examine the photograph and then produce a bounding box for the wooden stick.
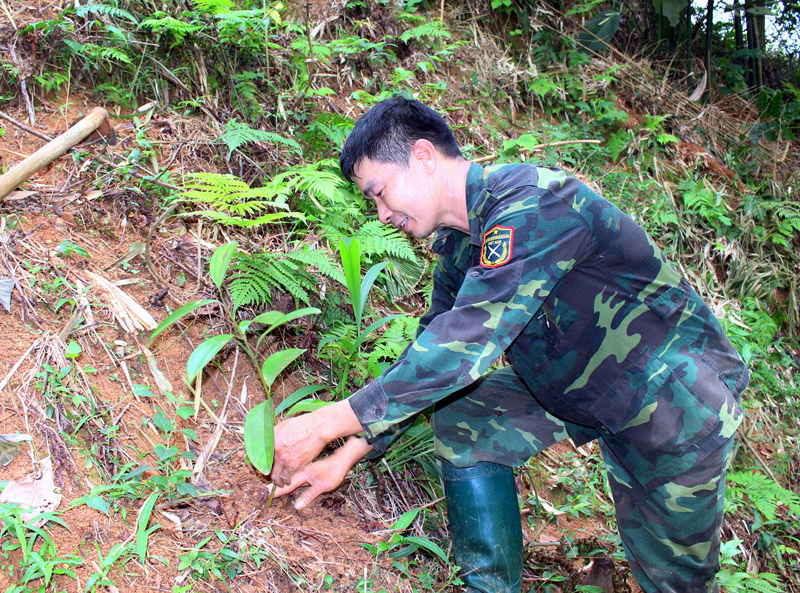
[0,107,109,201]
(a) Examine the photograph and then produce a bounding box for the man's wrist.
[318,399,366,443]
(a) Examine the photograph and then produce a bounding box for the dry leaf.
[0,434,32,466]
[85,270,157,332]
[0,457,62,526]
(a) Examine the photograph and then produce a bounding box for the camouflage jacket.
[349,163,748,458]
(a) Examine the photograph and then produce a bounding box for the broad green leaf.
[185,334,234,383]
[262,348,306,388]
[265,307,321,333]
[275,384,326,415]
[65,340,82,359]
[397,536,449,562]
[651,0,688,27]
[81,494,110,516]
[284,399,331,416]
[147,299,217,345]
[136,492,159,564]
[391,507,421,531]
[359,261,390,320]
[244,400,274,474]
[338,238,362,326]
[209,241,239,290]
[240,311,285,333]
[578,10,622,53]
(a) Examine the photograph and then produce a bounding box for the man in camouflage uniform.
[269,98,748,593]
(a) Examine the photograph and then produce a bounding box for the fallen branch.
[0,107,109,201]
[0,109,181,193]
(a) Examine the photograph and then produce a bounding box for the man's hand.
[271,436,373,509]
[271,399,365,487]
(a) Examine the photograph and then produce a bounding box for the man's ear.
[412,139,437,173]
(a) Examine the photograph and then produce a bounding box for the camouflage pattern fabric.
[347,163,748,591]
[431,364,739,592]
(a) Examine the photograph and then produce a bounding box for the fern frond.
[75,3,139,23]
[357,220,417,261]
[180,173,306,228]
[139,14,202,39]
[400,21,451,43]
[191,0,235,14]
[284,248,347,286]
[95,47,132,65]
[220,120,302,159]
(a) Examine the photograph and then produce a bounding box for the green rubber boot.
[441,460,524,593]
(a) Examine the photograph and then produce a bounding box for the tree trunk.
[704,0,714,103]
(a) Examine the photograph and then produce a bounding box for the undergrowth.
[0,0,798,592]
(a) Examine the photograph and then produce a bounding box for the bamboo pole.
[0,107,109,201]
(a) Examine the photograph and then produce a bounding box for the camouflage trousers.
[433,366,742,593]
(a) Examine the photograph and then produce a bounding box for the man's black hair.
[339,97,463,183]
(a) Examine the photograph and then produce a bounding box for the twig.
[472,139,603,164]
[0,110,49,141]
[0,339,41,394]
[0,0,16,29]
[6,44,35,125]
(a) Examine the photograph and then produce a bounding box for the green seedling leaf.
[147,299,217,345]
[80,494,110,516]
[284,399,330,416]
[152,409,173,434]
[397,536,449,563]
[186,334,234,383]
[132,384,158,398]
[136,492,159,565]
[359,261,390,319]
[65,340,82,359]
[209,241,239,290]
[244,400,275,475]
[338,238,363,326]
[391,507,421,532]
[275,384,326,415]
[262,348,306,388]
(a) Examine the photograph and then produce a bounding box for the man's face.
[353,155,440,239]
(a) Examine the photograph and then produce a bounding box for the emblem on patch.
[480,225,514,268]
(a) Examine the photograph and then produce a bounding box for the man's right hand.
[271,399,366,487]
[270,436,373,509]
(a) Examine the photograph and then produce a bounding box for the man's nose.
[376,203,392,224]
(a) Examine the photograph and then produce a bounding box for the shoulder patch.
[480,225,514,268]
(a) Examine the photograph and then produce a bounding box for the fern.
[607,129,630,162]
[356,220,417,261]
[229,254,317,309]
[727,470,800,520]
[220,120,301,159]
[269,161,347,205]
[74,3,138,24]
[180,173,305,228]
[283,248,347,286]
[366,316,419,367]
[228,248,347,310]
[139,13,202,44]
[191,0,235,15]
[400,21,452,43]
